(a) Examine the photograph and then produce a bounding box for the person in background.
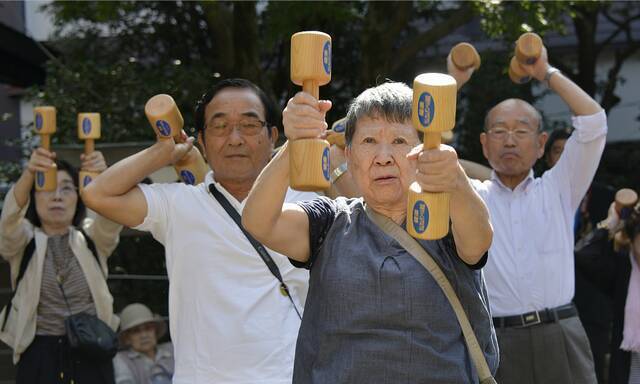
[545,126,615,383]
[0,148,121,384]
[114,303,174,384]
[450,44,606,383]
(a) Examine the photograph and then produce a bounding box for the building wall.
[535,50,640,142]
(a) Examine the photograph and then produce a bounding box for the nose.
[374,143,394,166]
[52,189,64,200]
[503,132,517,147]
[226,126,245,146]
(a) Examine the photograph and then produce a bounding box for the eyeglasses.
[486,127,537,141]
[39,185,77,197]
[205,117,268,137]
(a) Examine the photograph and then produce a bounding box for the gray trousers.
[495,316,597,384]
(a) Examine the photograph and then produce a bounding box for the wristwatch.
[330,162,348,183]
[544,66,561,88]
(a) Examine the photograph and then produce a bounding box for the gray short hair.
[345,82,413,146]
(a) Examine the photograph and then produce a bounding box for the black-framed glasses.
[205,117,268,137]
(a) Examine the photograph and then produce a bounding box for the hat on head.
[118,303,167,345]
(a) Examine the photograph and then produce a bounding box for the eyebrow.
[490,118,534,128]
[208,111,262,122]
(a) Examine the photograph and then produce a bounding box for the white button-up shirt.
[471,110,607,317]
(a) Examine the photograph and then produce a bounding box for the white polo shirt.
[134,172,316,384]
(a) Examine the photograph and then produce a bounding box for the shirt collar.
[490,169,534,193]
[205,171,245,209]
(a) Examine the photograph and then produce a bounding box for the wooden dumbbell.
[33,106,57,191]
[509,32,543,84]
[508,56,532,84]
[289,31,332,191]
[145,94,209,185]
[515,32,543,65]
[450,42,481,71]
[77,113,101,191]
[407,73,457,240]
[615,188,638,219]
[326,117,346,149]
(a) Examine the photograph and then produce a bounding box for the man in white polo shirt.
[451,47,606,383]
[82,79,320,383]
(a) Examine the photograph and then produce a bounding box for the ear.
[197,132,207,161]
[536,131,549,159]
[269,126,278,147]
[479,132,489,160]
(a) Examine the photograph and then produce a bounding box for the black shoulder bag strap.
[208,183,302,320]
[1,237,36,331]
[1,228,102,331]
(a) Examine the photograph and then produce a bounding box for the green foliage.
[473,0,569,40]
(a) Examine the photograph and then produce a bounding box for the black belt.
[492,303,578,328]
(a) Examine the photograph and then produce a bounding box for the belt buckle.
[518,311,541,327]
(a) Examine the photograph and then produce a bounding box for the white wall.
[535,50,640,143]
[24,0,53,41]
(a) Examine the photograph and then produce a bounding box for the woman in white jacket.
[0,147,122,384]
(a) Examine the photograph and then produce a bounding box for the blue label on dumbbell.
[180,170,196,185]
[417,92,435,128]
[333,121,345,133]
[519,76,531,84]
[412,201,429,234]
[322,147,330,181]
[36,171,45,187]
[82,117,92,135]
[323,41,331,74]
[156,120,171,137]
[35,113,43,131]
[83,175,92,187]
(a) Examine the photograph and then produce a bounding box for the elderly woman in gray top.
[242,82,498,383]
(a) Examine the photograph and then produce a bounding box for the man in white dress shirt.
[82,79,319,383]
[451,47,606,383]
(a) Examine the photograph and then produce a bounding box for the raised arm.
[0,148,55,261]
[242,92,331,263]
[523,46,607,210]
[81,134,193,228]
[524,46,601,117]
[80,150,122,259]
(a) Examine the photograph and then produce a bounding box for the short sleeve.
[292,196,338,269]
[131,183,177,245]
[440,231,488,270]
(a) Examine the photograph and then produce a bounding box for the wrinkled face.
[546,138,566,168]
[346,115,420,210]
[125,322,158,354]
[480,100,548,177]
[35,170,77,228]
[198,88,277,186]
